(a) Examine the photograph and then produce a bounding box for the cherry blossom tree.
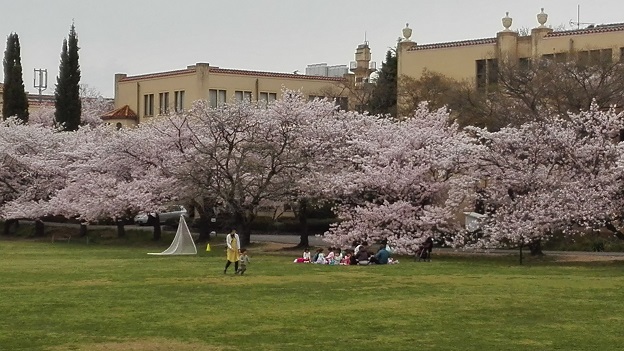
[157,92,341,246]
[42,125,182,238]
[458,104,624,262]
[0,120,183,238]
[304,103,481,254]
[0,118,69,234]
[79,85,113,127]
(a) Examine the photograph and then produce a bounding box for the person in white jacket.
[224,229,241,274]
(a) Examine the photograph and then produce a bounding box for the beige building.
[0,83,56,118]
[111,63,351,127]
[109,41,378,127]
[398,8,624,113]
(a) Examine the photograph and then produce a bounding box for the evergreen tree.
[55,24,81,131]
[368,49,397,117]
[2,33,29,121]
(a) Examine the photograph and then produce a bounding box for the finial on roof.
[502,12,512,31]
[537,8,548,27]
[402,23,412,41]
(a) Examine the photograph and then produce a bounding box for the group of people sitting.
[294,240,398,265]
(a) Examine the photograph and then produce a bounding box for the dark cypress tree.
[2,33,29,121]
[55,24,81,131]
[368,49,398,117]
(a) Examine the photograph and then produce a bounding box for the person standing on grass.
[224,229,241,274]
[236,248,250,275]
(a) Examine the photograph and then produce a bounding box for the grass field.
[0,239,623,351]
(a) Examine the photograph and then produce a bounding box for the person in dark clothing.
[356,246,370,265]
[416,237,434,261]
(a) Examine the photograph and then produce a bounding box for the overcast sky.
[2,0,623,98]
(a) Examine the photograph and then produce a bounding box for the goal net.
[148,215,197,255]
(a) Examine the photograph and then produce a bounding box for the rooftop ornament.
[502,12,513,31]
[402,23,412,41]
[537,8,548,28]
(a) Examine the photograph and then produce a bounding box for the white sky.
[2,0,623,98]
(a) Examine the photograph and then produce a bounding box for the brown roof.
[408,37,497,51]
[119,66,345,82]
[101,105,137,121]
[208,67,345,81]
[118,68,195,82]
[407,22,624,51]
[545,23,624,37]
[27,94,55,105]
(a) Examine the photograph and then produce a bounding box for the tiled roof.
[407,23,624,51]
[119,66,346,82]
[119,68,195,82]
[408,37,497,51]
[101,105,137,120]
[27,94,55,104]
[209,67,345,81]
[545,23,624,37]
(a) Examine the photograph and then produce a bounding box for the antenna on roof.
[364,31,368,45]
[569,4,594,29]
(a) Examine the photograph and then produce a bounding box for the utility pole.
[33,68,48,103]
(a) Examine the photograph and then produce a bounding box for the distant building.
[307,42,377,82]
[304,42,377,112]
[397,9,624,114]
[349,42,377,86]
[0,82,55,117]
[305,63,349,77]
[110,63,349,127]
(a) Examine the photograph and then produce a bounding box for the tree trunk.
[528,239,543,256]
[296,198,309,248]
[34,219,45,237]
[79,224,88,237]
[195,215,213,243]
[150,213,162,241]
[3,219,19,236]
[239,223,251,248]
[234,211,251,248]
[604,220,624,240]
[518,239,524,265]
[116,219,126,238]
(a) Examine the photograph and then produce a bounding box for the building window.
[158,92,169,115]
[577,49,612,65]
[519,57,531,70]
[487,59,498,85]
[542,53,567,62]
[259,92,277,106]
[601,49,613,63]
[143,94,154,116]
[174,90,185,112]
[308,95,325,101]
[234,90,252,102]
[335,97,349,111]
[476,59,498,91]
[209,89,227,108]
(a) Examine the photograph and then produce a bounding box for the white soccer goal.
[148,215,197,255]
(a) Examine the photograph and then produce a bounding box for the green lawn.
[0,240,623,351]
